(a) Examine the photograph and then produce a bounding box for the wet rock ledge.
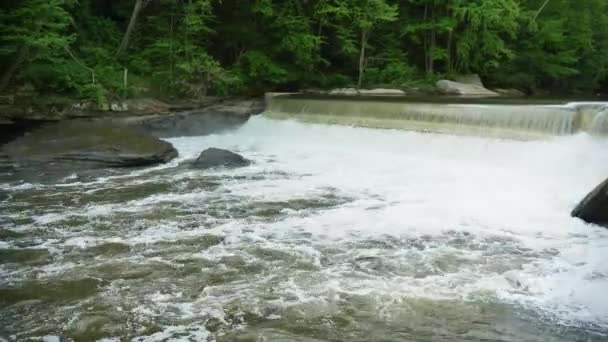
[0,97,264,181]
[2,120,178,176]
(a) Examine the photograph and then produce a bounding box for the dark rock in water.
[1,120,177,179]
[193,148,250,169]
[572,178,608,227]
[116,98,265,138]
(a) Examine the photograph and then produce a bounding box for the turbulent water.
[1,116,608,341]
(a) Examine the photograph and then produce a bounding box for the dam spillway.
[264,94,608,138]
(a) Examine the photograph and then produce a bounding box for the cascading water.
[265,95,608,138]
[1,115,608,341]
[591,108,608,135]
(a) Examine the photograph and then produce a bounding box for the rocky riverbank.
[0,97,264,143]
[0,97,264,182]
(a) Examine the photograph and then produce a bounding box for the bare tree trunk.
[116,0,144,58]
[170,10,174,89]
[357,30,368,89]
[446,29,453,73]
[429,28,435,74]
[123,67,128,100]
[423,4,429,73]
[0,46,28,93]
[532,0,551,22]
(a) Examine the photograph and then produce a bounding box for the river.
[1,116,608,341]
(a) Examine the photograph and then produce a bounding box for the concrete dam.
[264,94,608,138]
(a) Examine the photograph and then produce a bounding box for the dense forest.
[1,0,608,105]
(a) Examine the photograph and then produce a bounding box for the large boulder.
[436,80,499,96]
[2,120,177,171]
[572,178,608,227]
[193,148,250,169]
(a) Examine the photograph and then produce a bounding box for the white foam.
[131,324,210,342]
[4,115,608,334]
[165,116,608,326]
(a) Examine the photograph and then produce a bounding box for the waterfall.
[590,108,608,135]
[264,95,608,138]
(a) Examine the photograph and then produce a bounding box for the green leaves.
[451,0,521,72]
[2,0,608,99]
[238,50,288,85]
[1,0,74,52]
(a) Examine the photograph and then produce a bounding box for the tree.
[116,0,146,58]
[318,0,398,88]
[0,0,74,92]
[451,0,521,73]
[1,0,608,99]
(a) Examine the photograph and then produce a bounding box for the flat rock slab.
[572,178,608,227]
[193,148,250,169]
[436,80,499,96]
[2,120,178,173]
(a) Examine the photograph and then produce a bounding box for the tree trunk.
[116,0,144,58]
[0,46,29,93]
[533,0,551,22]
[169,10,174,89]
[429,27,436,74]
[423,4,429,73]
[357,30,368,89]
[446,29,453,73]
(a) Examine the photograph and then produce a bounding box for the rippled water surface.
[2,116,608,341]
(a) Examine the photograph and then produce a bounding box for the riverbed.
[1,116,608,341]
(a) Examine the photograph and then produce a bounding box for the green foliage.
[237,50,288,85]
[1,0,608,100]
[1,0,75,51]
[365,50,418,87]
[452,0,520,72]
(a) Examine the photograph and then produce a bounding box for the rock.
[329,88,359,95]
[572,178,608,227]
[110,102,128,112]
[2,120,177,174]
[193,148,250,169]
[301,89,327,95]
[453,74,485,87]
[124,98,170,114]
[117,98,264,138]
[436,80,499,96]
[359,88,406,96]
[494,88,526,97]
[328,88,406,96]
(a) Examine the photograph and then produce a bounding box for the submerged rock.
[572,178,608,227]
[193,148,250,169]
[436,79,499,96]
[2,120,177,174]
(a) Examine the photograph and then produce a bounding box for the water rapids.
[1,116,608,341]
